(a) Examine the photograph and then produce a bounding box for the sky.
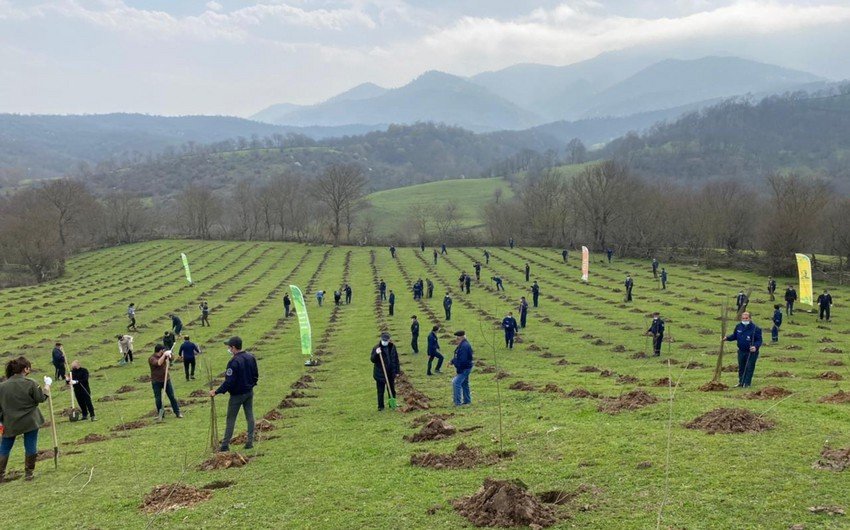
[1,0,850,116]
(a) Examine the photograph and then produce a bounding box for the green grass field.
[1,241,848,529]
[365,178,513,237]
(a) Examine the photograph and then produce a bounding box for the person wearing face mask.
[645,312,665,356]
[502,312,519,349]
[211,336,259,451]
[624,274,634,302]
[371,332,400,411]
[723,312,763,388]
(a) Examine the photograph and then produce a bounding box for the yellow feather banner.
[795,253,813,306]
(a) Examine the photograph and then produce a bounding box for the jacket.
[411,320,419,336]
[215,351,259,396]
[648,318,665,336]
[179,340,199,361]
[725,322,763,352]
[118,335,133,354]
[817,294,833,308]
[0,374,47,437]
[773,310,783,327]
[371,342,400,382]
[502,316,518,335]
[443,296,452,309]
[427,332,440,356]
[785,289,797,302]
[451,339,473,373]
[70,367,92,398]
[52,347,65,368]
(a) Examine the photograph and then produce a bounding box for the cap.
[380,332,391,341]
[454,330,466,337]
[224,336,243,349]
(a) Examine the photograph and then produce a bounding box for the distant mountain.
[251,83,387,124]
[255,71,542,132]
[323,82,387,104]
[250,103,303,124]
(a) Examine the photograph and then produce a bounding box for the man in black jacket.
[67,360,96,421]
[784,285,797,316]
[443,293,452,321]
[817,289,833,321]
[371,332,400,411]
[426,325,443,375]
[51,342,66,382]
[645,312,665,356]
[410,315,420,354]
[211,336,259,451]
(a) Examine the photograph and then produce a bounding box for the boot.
[0,454,8,483]
[24,454,36,481]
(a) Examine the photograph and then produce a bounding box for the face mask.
[381,340,389,346]
[741,320,750,326]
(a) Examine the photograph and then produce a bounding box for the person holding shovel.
[67,360,96,421]
[148,345,183,421]
[211,336,259,452]
[370,332,399,412]
[645,312,665,356]
[0,356,50,482]
[450,330,473,406]
[723,311,763,388]
[117,334,134,364]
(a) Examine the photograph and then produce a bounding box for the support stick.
[46,386,59,470]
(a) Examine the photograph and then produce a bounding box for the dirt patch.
[599,370,615,378]
[786,332,806,338]
[636,461,653,469]
[685,362,706,369]
[136,375,151,383]
[680,343,699,350]
[539,352,555,359]
[598,389,659,414]
[203,480,236,490]
[290,375,315,389]
[567,387,598,399]
[698,381,729,392]
[411,443,509,469]
[527,344,542,352]
[97,395,123,402]
[111,420,148,432]
[743,386,792,400]
[817,371,843,381]
[784,345,803,351]
[652,378,677,387]
[286,390,315,399]
[826,360,845,367]
[822,347,844,354]
[818,390,850,404]
[578,366,600,373]
[277,398,306,409]
[198,452,250,471]
[254,419,276,432]
[775,357,797,363]
[189,389,208,398]
[411,413,455,428]
[480,365,497,374]
[116,385,136,394]
[453,478,558,528]
[405,418,457,442]
[509,381,536,391]
[631,352,648,359]
[591,339,608,346]
[76,433,111,445]
[539,383,565,394]
[263,410,284,421]
[722,364,738,373]
[767,371,794,378]
[813,446,850,471]
[818,337,835,343]
[611,345,627,353]
[494,370,511,380]
[616,375,639,384]
[808,505,845,516]
[685,408,775,434]
[140,484,212,513]
[555,359,570,366]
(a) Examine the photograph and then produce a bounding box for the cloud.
[205,1,223,12]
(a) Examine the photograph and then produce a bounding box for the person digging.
[371,332,400,411]
[148,345,183,421]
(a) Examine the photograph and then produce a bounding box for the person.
[334,289,342,306]
[413,279,423,300]
[426,278,434,299]
[0,356,50,482]
[518,297,529,329]
[646,313,665,356]
[426,325,443,375]
[606,248,613,263]
[410,315,420,354]
[117,334,134,364]
[344,284,352,304]
[464,274,471,295]
[162,331,176,352]
[389,245,396,259]
[624,274,634,302]
[531,281,540,308]
[661,268,668,290]
[484,250,490,264]
[652,258,659,279]
[283,293,292,318]
[67,360,95,421]
[723,312,763,388]
[388,290,395,316]
[492,276,504,291]
[771,304,782,343]
[170,314,183,336]
[767,276,777,301]
[509,237,515,249]
[450,330,473,406]
[148,344,182,421]
[211,336,259,451]
[433,248,438,265]
[371,332,400,411]
[127,303,137,331]
[178,336,200,381]
[379,279,387,301]
[474,261,481,282]
[502,312,518,349]
[817,289,833,321]
[735,291,748,312]
[420,241,425,252]
[524,263,530,282]
[562,249,568,263]
[458,272,466,291]
[784,285,797,316]
[199,301,210,327]
[441,243,447,255]
[316,290,325,307]
[51,342,66,383]
[443,293,452,321]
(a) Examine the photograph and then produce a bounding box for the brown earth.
[743,386,792,400]
[539,383,565,394]
[818,390,850,404]
[722,365,738,373]
[599,370,615,378]
[96,395,122,402]
[411,413,455,428]
[116,385,136,394]
[189,389,208,398]
[821,347,844,353]
[198,452,249,471]
[509,381,536,391]
[405,418,457,442]
[598,389,659,414]
[76,433,111,444]
[555,359,570,366]
[110,420,148,432]
[685,408,775,434]
[410,443,508,469]
[140,484,212,514]
[452,478,558,528]
[775,357,797,362]
[254,419,276,432]
[136,375,151,383]
[817,371,843,381]
[263,410,284,421]
[278,398,306,409]
[698,381,729,392]
[812,446,850,471]
[578,366,600,373]
[616,375,639,384]
[567,388,599,399]
[766,371,794,378]
[826,360,845,366]
[203,480,236,490]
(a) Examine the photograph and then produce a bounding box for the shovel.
[376,347,397,410]
[44,377,59,470]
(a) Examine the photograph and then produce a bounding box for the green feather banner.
[290,285,312,357]
[181,253,192,284]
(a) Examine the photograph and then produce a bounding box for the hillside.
[365,178,514,237]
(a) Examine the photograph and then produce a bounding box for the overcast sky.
[2,0,849,116]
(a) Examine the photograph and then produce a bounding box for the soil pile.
[76,433,110,444]
[722,365,738,373]
[453,478,557,528]
[254,419,276,432]
[278,398,306,409]
[598,389,658,414]
[567,388,598,399]
[821,347,844,353]
[826,360,845,367]
[291,375,315,389]
[578,366,600,373]
[405,418,457,442]
[509,381,536,391]
[116,385,136,394]
[411,413,454,428]
[198,452,249,470]
[539,383,565,394]
[685,408,774,434]
[808,506,845,516]
[698,381,729,392]
[616,375,639,384]
[396,374,431,412]
[136,375,151,383]
[140,484,212,513]
[189,389,208,398]
[263,410,284,421]
[813,446,850,471]
[818,390,850,404]
[743,386,792,400]
[111,420,147,432]
[97,395,122,402]
[767,371,794,378]
[411,443,504,469]
[652,378,677,387]
[817,371,843,381]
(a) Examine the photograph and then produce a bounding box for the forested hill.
[600,87,850,184]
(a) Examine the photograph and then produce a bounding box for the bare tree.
[38,179,99,274]
[102,192,150,244]
[433,200,462,241]
[178,185,221,239]
[571,161,633,250]
[312,164,367,245]
[698,180,756,254]
[0,190,63,282]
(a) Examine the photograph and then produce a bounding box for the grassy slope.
[0,241,848,529]
[365,178,513,237]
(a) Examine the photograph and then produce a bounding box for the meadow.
[0,240,848,529]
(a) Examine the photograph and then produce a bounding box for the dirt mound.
[808,505,845,516]
[539,383,565,394]
[405,418,457,442]
[616,375,639,384]
[116,385,136,394]
[767,371,794,378]
[598,389,659,414]
[567,387,598,399]
[775,357,797,363]
[76,433,110,444]
[818,337,835,343]
[290,375,315,389]
[111,420,147,432]
[680,343,699,350]
[203,480,236,490]
[539,352,555,359]
[784,345,803,351]
[611,345,627,353]
[480,365,497,374]
[786,332,806,338]
[286,390,315,399]
[818,390,850,404]
[652,378,676,387]
[263,410,284,421]
[140,484,212,513]
[509,381,536,391]
[826,360,845,367]
[817,371,843,381]
[822,347,844,354]
[136,375,151,383]
[411,443,507,469]
[189,389,208,398]
[591,339,608,346]
[577,365,600,373]
[685,408,775,434]
[698,381,729,392]
[722,364,738,373]
[254,419,276,432]
[277,398,306,409]
[229,431,275,445]
[581,334,595,340]
[494,371,511,380]
[198,452,249,471]
[527,344,542,352]
[813,446,850,471]
[97,395,122,402]
[411,413,455,428]
[685,362,706,369]
[452,478,557,528]
[743,386,792,400]
[599,370,615,378]
[631,352,648,359]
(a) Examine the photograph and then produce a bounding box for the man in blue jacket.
[178,335,200,381]
[518,297,529,329]
[388,290,395,316]
[723,312,763,388]
[410,315,420,354]
[502,312,519,349]
[426,325,443,375]
[51,342,66,382]
[450,330,473,406]
[771,304,782,343]
[817,289,833,321]
[379,279,386,301]
[646,312,665,356]
[210,336,259,451]
[443,293,452,321]
[371,332,400,411]
[531,281,540,308]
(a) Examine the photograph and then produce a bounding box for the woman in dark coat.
[0,356,50,482]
